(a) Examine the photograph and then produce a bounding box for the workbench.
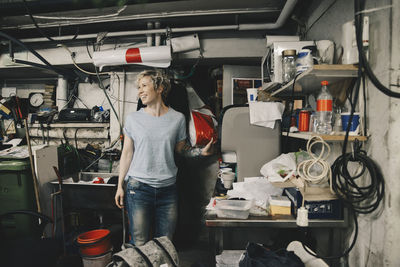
[205,210,349,266]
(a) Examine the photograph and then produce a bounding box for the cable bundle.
[297,136,332,188]
[331,140,385,214]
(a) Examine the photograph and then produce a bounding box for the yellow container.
[269,195,291,216]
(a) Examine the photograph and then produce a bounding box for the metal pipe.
[239,0,298,30]
[146,22,153,47]
[19,1,297,43]
[155,21,161,46]
[8,7,279,30]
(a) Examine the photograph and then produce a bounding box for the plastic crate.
[215,200,253,219]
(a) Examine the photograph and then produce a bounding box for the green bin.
[0,159,38,239]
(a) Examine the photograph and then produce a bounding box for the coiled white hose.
[297,136,333,193]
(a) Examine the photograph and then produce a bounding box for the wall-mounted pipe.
[146,22,153,47]
[56,76,68,109]
[19,0,297,43]
[154,21,161,46]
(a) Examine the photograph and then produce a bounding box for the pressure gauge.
[29,93,44,107]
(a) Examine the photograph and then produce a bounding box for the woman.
[114,69,213,245]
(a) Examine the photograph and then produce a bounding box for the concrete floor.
[177,239,211,267]
[175,224,213,267]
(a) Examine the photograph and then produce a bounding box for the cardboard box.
[284,188,343,219]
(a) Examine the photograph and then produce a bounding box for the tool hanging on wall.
[24,119,41,213]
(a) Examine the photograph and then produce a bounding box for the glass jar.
[282,49,297,84]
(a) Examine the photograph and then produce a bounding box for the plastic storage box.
[269,195,291,216]
[215,200,253,219]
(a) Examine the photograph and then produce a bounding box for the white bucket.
[82,251,112,267]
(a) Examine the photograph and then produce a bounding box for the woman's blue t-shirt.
[123,107,187,188]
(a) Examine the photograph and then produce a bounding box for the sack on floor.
[239,242,304,267]
[107,236,179,267]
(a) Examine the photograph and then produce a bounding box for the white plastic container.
[215,200,253,219]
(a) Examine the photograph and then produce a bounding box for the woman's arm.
[115,135,134,209]
[175,138,214,157]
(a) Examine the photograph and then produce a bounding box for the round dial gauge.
[29,93,44,107]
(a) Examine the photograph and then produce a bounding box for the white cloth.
[249,102,284,128]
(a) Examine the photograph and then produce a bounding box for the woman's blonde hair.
[136,69,171,103]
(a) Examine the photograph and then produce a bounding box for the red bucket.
[77,229,112,256]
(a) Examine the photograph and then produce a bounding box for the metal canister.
[298,110,310,132]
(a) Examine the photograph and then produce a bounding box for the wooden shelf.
[271,64,358,96]
[282,132,368,142]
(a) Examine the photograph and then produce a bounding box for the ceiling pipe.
[239,0,297,30]
[18,0,297,43]
[6,7,279,30]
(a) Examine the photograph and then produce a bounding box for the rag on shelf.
[249,102,284,128]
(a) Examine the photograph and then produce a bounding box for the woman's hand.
[201,138,214,156]
[115,187,125,209]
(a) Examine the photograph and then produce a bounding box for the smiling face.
[136,70,171,106]
[138,75,163,105]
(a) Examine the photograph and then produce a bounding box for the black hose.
[22,0,79,43]
[355,0,400,98]
[0,31,75,78]
[14,59,55,72]
[283,73,301,153]
[332,141,385,214]
[301,208,359,260]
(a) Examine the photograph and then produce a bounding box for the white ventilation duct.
[93,45,171,70]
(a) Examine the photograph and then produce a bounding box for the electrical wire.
[297,136,332,189]
[60,44,109,76]
[22,0,79,43]
[362,73,367,135]
[283,73,301,153]
[95,66,123,132]
[86,40,93,59]
[301,208,359,260]
[72,95,90,109]
[174,51,203,80]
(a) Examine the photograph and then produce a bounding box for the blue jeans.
[125,178,178,246]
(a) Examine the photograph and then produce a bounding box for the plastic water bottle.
[316,80,333,134]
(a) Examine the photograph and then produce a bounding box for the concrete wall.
[73,72,140,142]
[305,0,399,265]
